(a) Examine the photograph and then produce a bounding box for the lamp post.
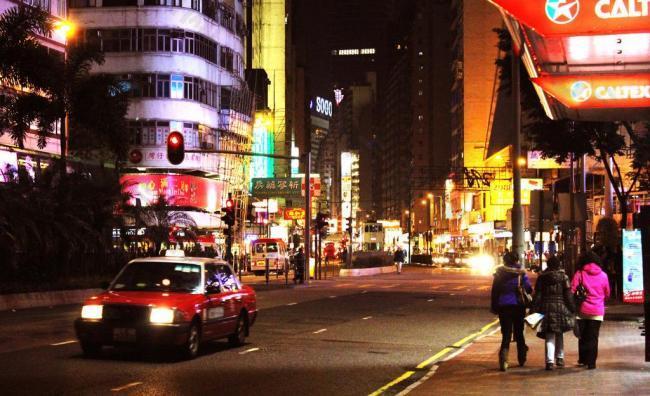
[53,19,76,178]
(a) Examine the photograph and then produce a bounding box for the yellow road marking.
[368,371,416,396]
[369,319,500,395]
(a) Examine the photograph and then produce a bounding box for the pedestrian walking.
[532,256,576,370]
[571,251,610,370]
[490,252,532,371]
[394,247,405,274]
[293,247,305,284]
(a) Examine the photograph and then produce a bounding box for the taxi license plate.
[113,328,136,342]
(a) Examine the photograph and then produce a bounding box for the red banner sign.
[284,208,306,220]
[121,174,224,212]
[532,73,650,109]
[490,0,650,36]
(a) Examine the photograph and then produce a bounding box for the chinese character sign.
[252,178,302,198]
[120,174,223,213]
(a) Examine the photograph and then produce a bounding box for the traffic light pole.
[304,152,311,285]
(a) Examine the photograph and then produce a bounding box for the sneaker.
[555,358,564,368]
[545,363,553,371]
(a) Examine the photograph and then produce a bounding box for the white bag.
[524,312,544,330]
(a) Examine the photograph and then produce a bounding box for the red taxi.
[74,254,257,359]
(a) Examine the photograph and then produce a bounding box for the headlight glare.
[150,307,175,324]
[81,305,103,319]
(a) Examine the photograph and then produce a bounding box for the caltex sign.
[532,74,650,108]
[490,0,650,36]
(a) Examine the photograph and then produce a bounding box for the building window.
[157,74,170,98]
[171,30,184,52]
[170,74,184,99]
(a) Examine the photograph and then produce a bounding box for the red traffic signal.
[225,198,234,209]
[167,131,185,165]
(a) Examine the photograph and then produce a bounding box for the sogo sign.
[532,74,650,108]
[490,0,650,36]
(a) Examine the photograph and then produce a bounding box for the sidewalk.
[411,305,649,395]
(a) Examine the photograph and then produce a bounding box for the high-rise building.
[448,0,509,235]
[379,0,452,234]
[70,0,254,234]
[0,0,68,181]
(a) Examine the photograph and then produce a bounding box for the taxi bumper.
[74,318,191,347]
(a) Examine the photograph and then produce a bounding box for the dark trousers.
[498,305,526,351]
[578,319,602,366]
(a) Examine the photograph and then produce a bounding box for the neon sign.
[532,74,650,108]
[490,0,650,36]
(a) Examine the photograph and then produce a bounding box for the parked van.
[249,238,289,276]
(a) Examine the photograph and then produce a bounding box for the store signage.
[532,74,650,108]
[252,177,302,198]
[489,0,650,36]
[622,229,644,303]
[251,114,274,180]
[527,151,570,169]
[284,208,306,220]
[120,174,224,212]
[310,97,333,118]
[299,174,322,197]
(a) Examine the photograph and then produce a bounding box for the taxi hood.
[86,290,204,308]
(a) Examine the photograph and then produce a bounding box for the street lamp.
[52,19,76,177]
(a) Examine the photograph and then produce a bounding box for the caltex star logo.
[545,0,580,24]
[570,81,592,102]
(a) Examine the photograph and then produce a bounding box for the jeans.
[545,332,564,364]
[498,305,526,351]
[578,319,602,366]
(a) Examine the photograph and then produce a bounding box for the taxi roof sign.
[165,249,186,257]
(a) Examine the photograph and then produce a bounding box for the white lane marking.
[361,290,369,294]
[362,316,372,320]
[51,340,77,346]
[449,293,456,296]
[313,328,328,334]
[452,285,466,290]
[239,347,260,355]
[287,302,298,306]
[111,382,143,392]
[478,285,491,291]
[329,295,337,299]
[359,284,373,288]
[430,285,442,290]
[427,299,434,302]
[381,285,398,289]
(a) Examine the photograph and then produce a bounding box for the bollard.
[265,258,270,285]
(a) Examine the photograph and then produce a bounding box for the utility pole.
[511,49,525,260]
[304,152,311,285]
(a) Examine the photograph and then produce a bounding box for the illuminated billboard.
[251,113,274,180]
[489,0,650,36]
[121,174,224,213]
[532,74,650,109]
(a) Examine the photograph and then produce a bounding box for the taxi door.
[215,264,243,336]
[203,263,228,340]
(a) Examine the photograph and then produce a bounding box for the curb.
[0,289,102,311]
[339,266,396,277]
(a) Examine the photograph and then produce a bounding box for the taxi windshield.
[111,262,202,293]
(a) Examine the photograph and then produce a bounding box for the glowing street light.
[53,20,76,39]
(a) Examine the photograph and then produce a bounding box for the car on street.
[74,253,257,359]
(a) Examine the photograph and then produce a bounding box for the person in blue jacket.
[491,251,533,371]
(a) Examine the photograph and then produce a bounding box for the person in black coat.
[532,256,576,370]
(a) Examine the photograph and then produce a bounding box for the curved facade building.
[70,0,253,230]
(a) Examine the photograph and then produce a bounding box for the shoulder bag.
[574,271,588,306]
[517,274,533,307]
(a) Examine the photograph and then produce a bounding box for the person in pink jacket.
[571,251,610,369]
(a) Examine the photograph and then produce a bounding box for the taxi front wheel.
[228,313,248,347]
[180,322,201,359]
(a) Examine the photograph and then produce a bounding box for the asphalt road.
[0,266,497,396]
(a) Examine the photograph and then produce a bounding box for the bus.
[360,222,385,252]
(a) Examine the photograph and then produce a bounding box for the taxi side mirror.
[205,284,221,294]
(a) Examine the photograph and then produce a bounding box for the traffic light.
[315,212,329,237]
[167,131,185,165]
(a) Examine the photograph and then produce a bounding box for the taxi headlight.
[81,305,103,320]
[150,307,175,324]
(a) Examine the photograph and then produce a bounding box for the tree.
[494,28,647,229]
[0,5,129,166]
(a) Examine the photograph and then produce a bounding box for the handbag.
[574,271,588,306]
[517,274,533,307]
